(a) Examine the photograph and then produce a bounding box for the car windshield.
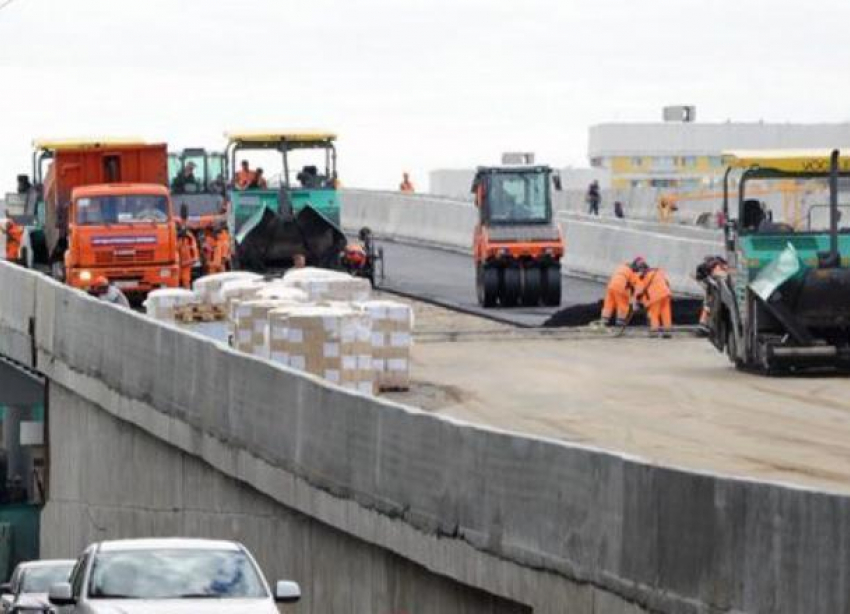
[88,549,268,600]
[20,564,74,593]
[488,172,548,224]
[76,195,170,225]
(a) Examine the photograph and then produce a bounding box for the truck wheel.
[522,266,541,305]
[477,265,498,307]
[542,264,562,306]
[500,267,520,307]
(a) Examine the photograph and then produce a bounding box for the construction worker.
[292,253,307,269]
[586,180,601,215]
[88,276,130,308]
[695,255,729,335]
[177,224,200,289]
[248,167,268,189]
[636,266,673,338]
[399,172,415,194]
[203,226,227,274]
[601,257,646,326]
[215,224,232,271]
[234,160,256,191]
[657,194,678,223]
[2,220,22,262]
[172,161,199,194]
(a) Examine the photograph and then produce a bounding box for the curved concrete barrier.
[2,260,848,613]
[342,190,721,295]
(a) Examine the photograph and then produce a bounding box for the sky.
[1,0,850,190]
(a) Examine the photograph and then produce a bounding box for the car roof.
[16,559,76,569]
[96,538,243,552]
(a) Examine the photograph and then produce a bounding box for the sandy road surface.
[389,335,850,494]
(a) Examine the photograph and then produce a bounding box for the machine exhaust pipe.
[820,149,841,268]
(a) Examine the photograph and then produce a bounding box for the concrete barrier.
[342,190,721,295]
[2,259,849,613]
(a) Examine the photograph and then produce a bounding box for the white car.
[47,538,300,613]
[1,558,76,613]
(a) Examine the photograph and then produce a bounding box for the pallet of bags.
[194,271,262,306]
[359,300,414,391]
[143,288,198,322]
[282,267,371,303]
[267,304,374,395]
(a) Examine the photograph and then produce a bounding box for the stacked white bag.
[359,300,414,391]
[282,267,371,302]
[194,271,262,306]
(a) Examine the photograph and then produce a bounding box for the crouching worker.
[88,275,130,308]
[695,255,729,336]
[601,257,647,326]
[636,266,673,337]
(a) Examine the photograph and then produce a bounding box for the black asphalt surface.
[374,240,605,327]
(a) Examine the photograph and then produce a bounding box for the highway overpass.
[0,193,847,613]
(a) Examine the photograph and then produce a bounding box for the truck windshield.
[488,172,548,224]
[76,195,170,225]
[738,177,850,234]
[88,549,268,600]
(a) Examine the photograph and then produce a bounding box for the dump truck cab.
[65,183,179,293]
[707,149,850,372]
[472,165,564,307]
[25,138,179,298]
[168,148,228,231]
[224,131,345,271]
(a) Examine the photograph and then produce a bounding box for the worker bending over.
[601,257,647,326]
[636,266,673,337]
[695,255,729,335]
[202,224,230,274]
[88,276,130,308]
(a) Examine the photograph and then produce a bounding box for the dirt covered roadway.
[389,323,850,494]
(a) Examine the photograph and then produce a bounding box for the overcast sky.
[1,0,850,189]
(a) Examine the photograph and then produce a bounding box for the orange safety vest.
[637,269,672,306]
[607,263,638,295]
[178,233,199,267]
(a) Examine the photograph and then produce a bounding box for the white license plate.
[114,280,138,290]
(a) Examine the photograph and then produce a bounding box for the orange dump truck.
[33,139,179,297]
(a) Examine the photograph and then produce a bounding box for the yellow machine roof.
[723,149,850,172]
[32,137,148,152]
[224,130,337,144]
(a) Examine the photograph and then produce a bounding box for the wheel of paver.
[500,267,521,307]
[542,264,562,306]
[522,266,542,306]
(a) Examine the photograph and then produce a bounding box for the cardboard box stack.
[233,299,300,355]
[143,288,198,321]
[194,271,262,306]
[360,300,414,391]
[267,305,374,395]
[282,267,371,303]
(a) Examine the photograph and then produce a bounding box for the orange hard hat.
[344,243,367,267]
[93,275,109,288]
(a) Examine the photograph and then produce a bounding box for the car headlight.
[79,270,92,282]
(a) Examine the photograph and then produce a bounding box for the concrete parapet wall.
[341,190,720,295]
[2,260,849,613]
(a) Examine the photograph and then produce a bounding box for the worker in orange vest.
[636,266,673,337]
[695,255,729,335]
[601,257,646,326]
[234,160,256,191]
[214,225,231,271]
[177,224,200,289]
[399,172,415,194]
[2,220,23,263]
[202,226,226,274]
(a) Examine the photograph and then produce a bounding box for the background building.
[589,106,850,190]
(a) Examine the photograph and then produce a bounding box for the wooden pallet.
[174,303,227,323]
